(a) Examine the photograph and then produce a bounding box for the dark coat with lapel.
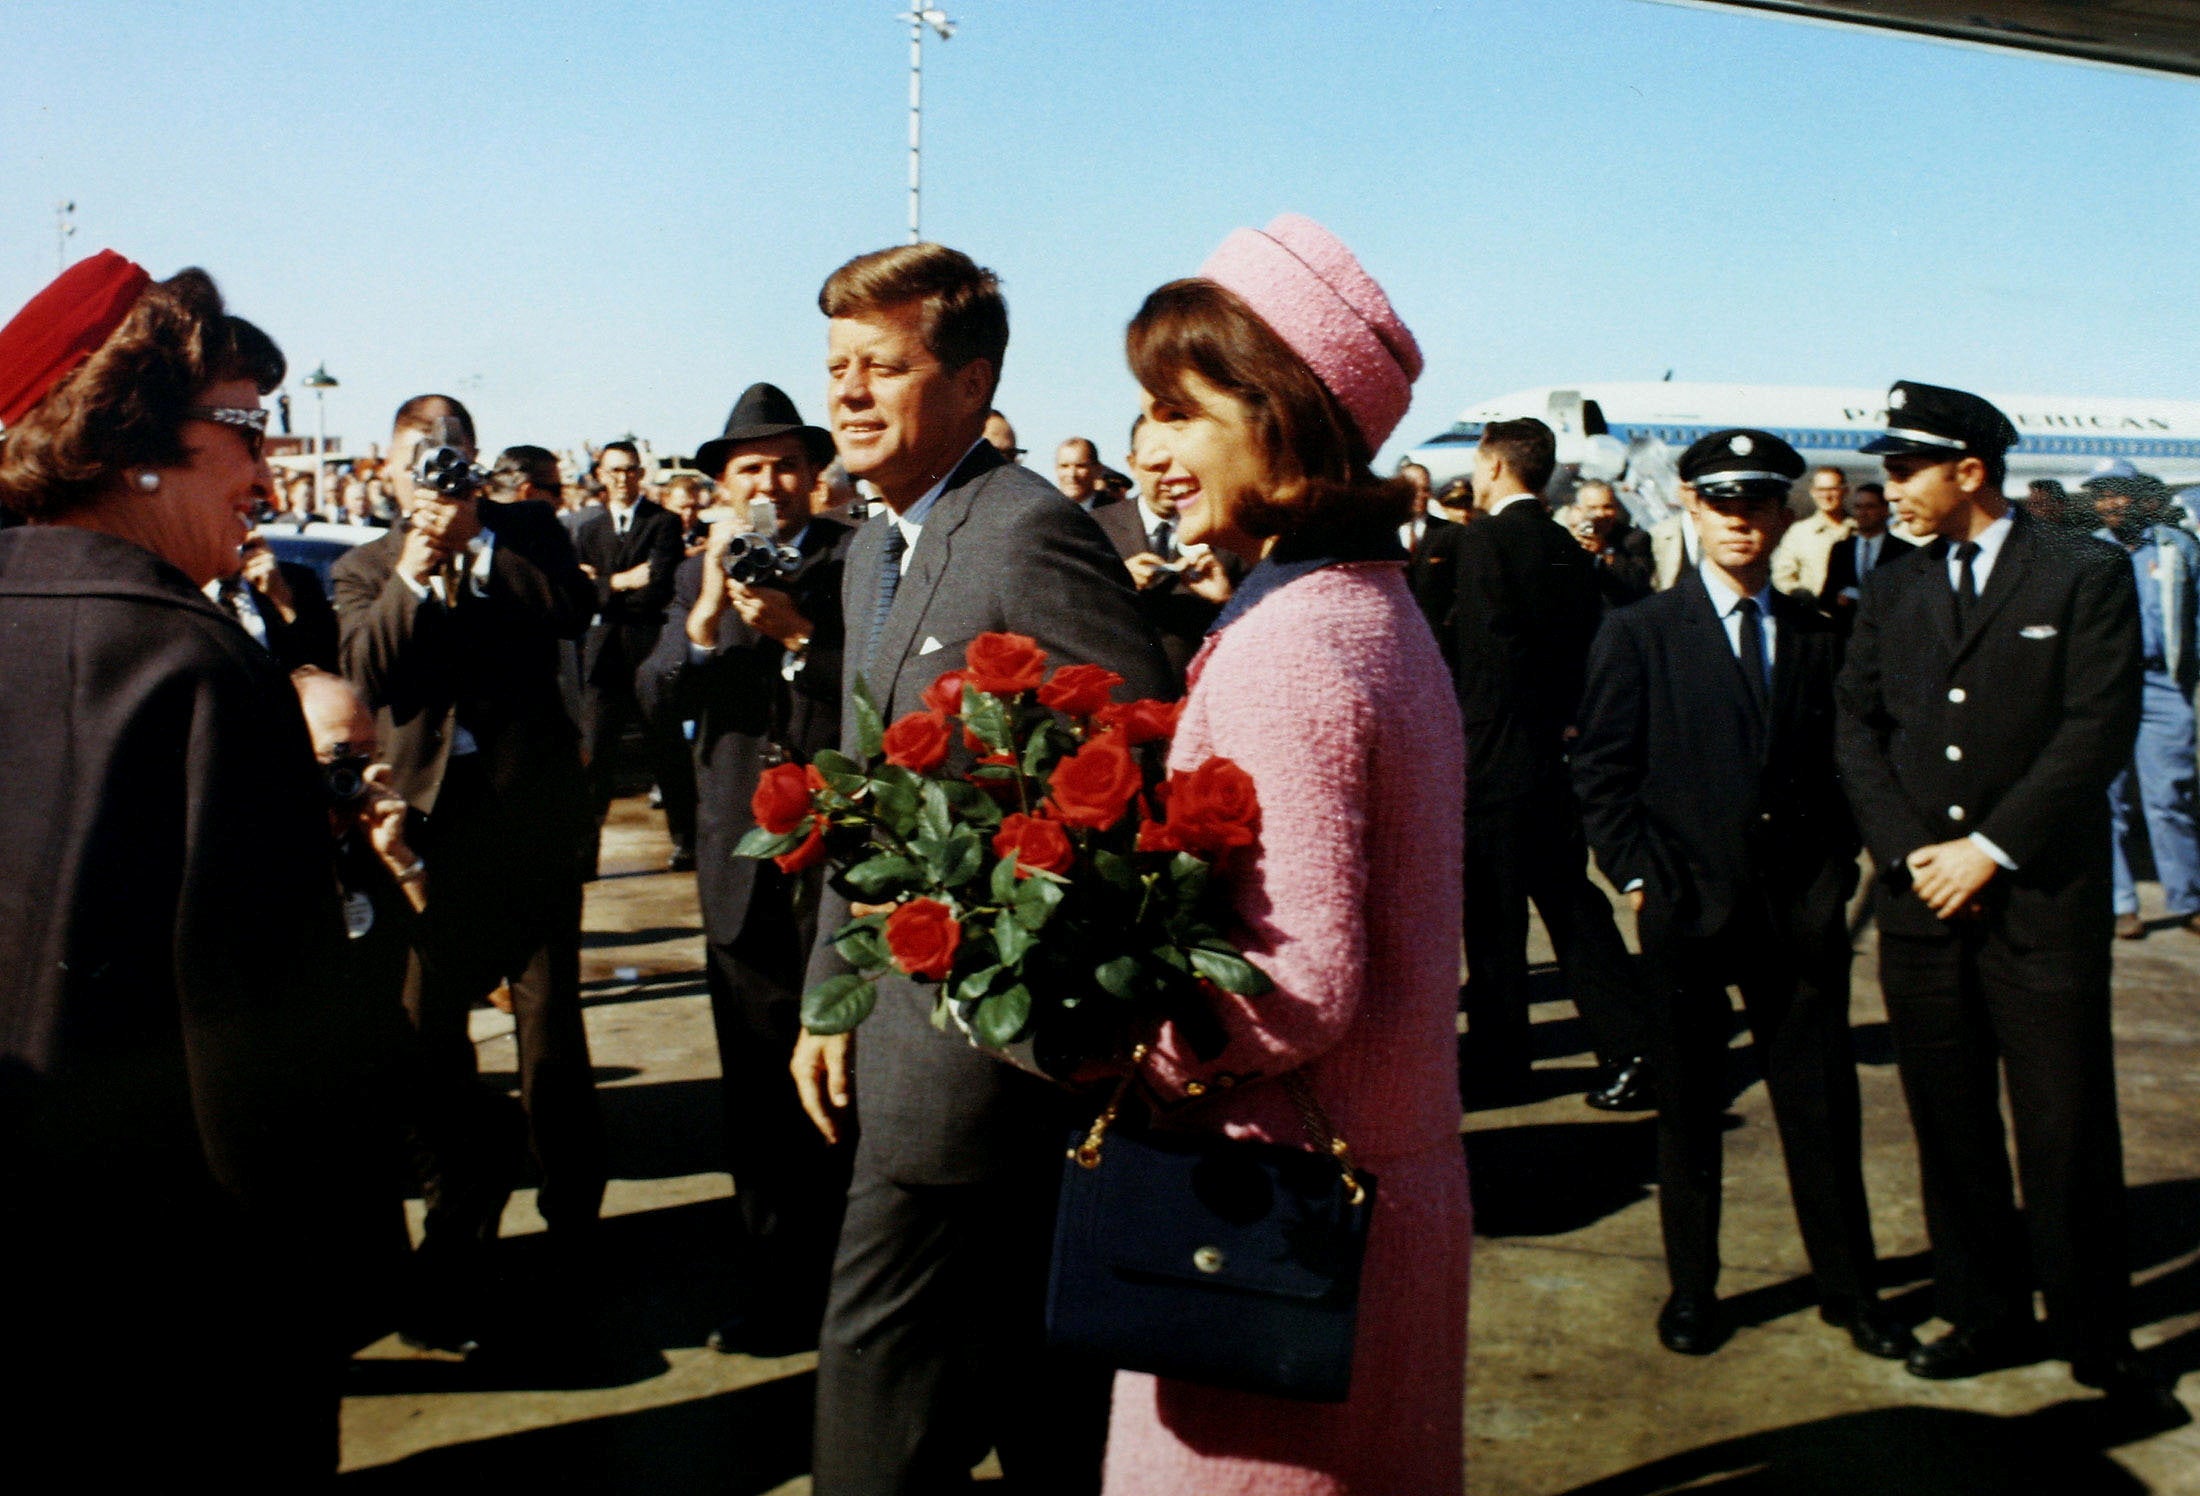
[1452,496,1604,806]
[1834,510,2141,947]
[804,443,1174,1185]
[330,498,594,844]
[256,560,340,671]
[1407,514,1464,655]
[0,527,398,1468]
[640,517,855,948]
[1090,490,1244,679]
[1574,571,1859,941]
[1589,524,1656,611]
[1820,531,1917,603]
[573,497,683,687]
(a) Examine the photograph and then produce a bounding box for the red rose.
[1093,697,1183,747]
[1154,757,1260,857]
[774,820,827,873]
[1134,818,1180,854]
[882,710,952,773]
[922,669,968,717]
[752,761,817,834]
[993,813,1074,877]
[885,898,962,981]
[1046,731,1142,830]
[1037,663,1124,720]
[965,632,1048,697]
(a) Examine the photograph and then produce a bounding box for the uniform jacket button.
[1948,805,1967,822]
[1945,745,1963,761]
[1948,687,1967,703]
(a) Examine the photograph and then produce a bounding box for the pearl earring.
[135,471,161,492]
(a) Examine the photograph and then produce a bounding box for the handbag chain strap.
[1070,1042,1367,1207]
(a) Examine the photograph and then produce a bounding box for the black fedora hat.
[695,383,836,479]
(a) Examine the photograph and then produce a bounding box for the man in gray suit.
[791,243,1173,1495]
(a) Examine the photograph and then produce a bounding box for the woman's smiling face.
[1135,370,1267,562]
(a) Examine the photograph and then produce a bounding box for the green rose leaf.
[1020,721,1055,777]
[812,749,867,796]
[971,983,1033,1048]
[989,852,1023,905]
[851,677,885,759]
[916,779,954,843]
[1093,849,1138,891]
[1169,852,1210,903]
[1013,873,1065,931]
[832,920,890,972]
[966,693,1014,754]
[845,854,922,896]
[940,779,1004,828]
[1094,955,1142,1000]
[734,822,806,860]
[871,776,920,831]
[801,973,877,1034]
[939,827,985,887]
[957,964,1003,1004]
[994,908,1036,966]
[1189,944,1273,996]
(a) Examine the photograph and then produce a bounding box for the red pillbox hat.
[0,249,152,428]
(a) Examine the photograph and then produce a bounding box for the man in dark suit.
[1836,381,2159,1405]
[1394,459,1465,645]
[639,383,857,1355]
[208,532,339,670]
[1575,430,1912,1362]
[574,441,691,873]
[1570,478,1656,611]
[1817,481,1914,633]
[793,243,1172,1496]
[1092,413,1242,681]
[332,394,606,1345]
[1456,417,1651,1110]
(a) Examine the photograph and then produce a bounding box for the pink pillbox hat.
[1198,213,1423,454]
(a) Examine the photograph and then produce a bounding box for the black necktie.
[1735,596,1767,714]
[1152,520,1176,561]
[868,523,908,682]
[1953,540,1980,632]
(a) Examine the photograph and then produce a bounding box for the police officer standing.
[1574,430,1909,1360]
[1836,381,2163,1405]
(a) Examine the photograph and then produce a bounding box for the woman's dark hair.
[1126,278,1411,540]
[0,268,284,520]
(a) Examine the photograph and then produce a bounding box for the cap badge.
[1729,434,1754,456]
[1889,388,1908,409]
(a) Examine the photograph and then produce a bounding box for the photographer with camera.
[639,382,853,1355]
[332,394,605,1350]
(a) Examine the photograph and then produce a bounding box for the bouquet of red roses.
[736,631,1268,1073]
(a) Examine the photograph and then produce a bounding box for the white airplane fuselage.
[1402,383,2200,504]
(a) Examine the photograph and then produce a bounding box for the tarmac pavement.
[338,796,2200,1493]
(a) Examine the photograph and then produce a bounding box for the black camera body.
[721,532,803,587]
[413,443,493,501]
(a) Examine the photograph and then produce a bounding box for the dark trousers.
[704,858,852,1330]
[410,757,605,1258]
[583,674,697,847]
[1879,924,2130,1359]
[813,1155,1112,1496]
[1642,898,1878,1302]
[1464,784,1648,1083]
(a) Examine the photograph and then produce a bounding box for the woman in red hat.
[0,256,395,1481]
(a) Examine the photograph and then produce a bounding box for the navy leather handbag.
[1044,1063,1376,1403]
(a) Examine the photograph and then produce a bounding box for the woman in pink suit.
[1102,214,1471,1495]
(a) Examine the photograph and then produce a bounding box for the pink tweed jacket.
[1106,560,1472,1496]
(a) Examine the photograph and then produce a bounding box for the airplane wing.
[1650,1,2200,78]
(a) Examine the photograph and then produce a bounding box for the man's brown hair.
[1127,277,1410,540]
[0,268,284,520]
[1479,417,1556,495]
[392,393,475,450]
[818,242,1009,397]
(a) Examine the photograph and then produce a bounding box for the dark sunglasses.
[186,404,270,459]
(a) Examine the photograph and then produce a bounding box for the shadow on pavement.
[1557,1396,2186,1495]
[341,1370,816,1494]
[1466,1118,1657,1237]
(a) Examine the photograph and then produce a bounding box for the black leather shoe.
[1906,1320,2041,1380]
[1585,1056,1652,1112]
[706,1309,813,1359]
[1657,1292,1723,1356]
[2072,1349,2180,1412]
[1820,1297,1918,1360]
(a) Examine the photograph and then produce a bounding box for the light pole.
[304,364,338,517]
[54,201,76,273]
[904,7,956,243]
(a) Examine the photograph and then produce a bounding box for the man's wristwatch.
[392,858,427,885]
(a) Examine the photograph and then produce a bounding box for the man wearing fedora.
[640,384,855,1355]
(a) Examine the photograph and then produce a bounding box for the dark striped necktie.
[1735,596,1767,714]
[868,522,908,679]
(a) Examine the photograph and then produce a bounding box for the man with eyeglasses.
[982,408,1023,464]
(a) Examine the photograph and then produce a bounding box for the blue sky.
[3,1,2195,471]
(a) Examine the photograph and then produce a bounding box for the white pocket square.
[2019,624,2058,639]
[919,636,945,655]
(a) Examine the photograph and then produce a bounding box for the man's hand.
[727,582,813,650]
[791,1029,853,1143]
[240,545,298,622]
[396,524,451,588]
[608,561,654,592]
[1627,888,1646,913]
[1906,838,1998,919]
[1179,545,1234,604]
[686,521,739,647]
[410,494,482,553]
[1125,552,1171,591]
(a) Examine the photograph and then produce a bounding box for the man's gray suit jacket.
[804,441,1174,1184]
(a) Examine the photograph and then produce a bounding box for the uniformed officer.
[1836,381,2163,1405]
[1575,430,1909,1360]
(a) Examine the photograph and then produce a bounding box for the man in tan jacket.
[1771,466,1856,596]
